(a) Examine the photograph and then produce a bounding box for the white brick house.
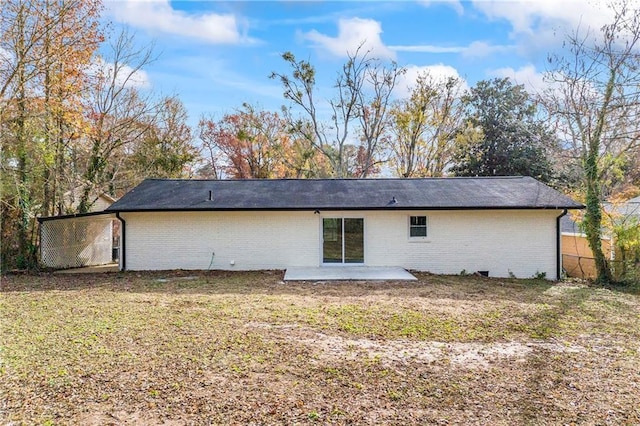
[104,177,583,280]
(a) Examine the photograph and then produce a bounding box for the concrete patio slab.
[284,266,417,281]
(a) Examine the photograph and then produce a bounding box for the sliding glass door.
[322,218,364,264]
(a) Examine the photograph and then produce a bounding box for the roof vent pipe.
[208,190,212,201]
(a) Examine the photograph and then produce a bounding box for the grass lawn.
[1,271,639,425]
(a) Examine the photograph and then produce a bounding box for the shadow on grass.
[604,281,640,296]
[0,269,561,304]
[520,285,593,339]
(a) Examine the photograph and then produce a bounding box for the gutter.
[37,210,114,223]
[556,209,568,280]
[107,205,584,213]
[115,212,126,271]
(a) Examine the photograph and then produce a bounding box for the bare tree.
[545,0,640,284]
[270,45,403,177]
[354,58,403,177]
[78,29,158,212]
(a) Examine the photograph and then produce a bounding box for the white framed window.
[409,215,428,239]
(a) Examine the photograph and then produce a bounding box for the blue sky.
[103,0,613,126]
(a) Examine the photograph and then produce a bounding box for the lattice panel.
[40,215,114,269]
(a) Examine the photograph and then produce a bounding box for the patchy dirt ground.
[1,270,639,425]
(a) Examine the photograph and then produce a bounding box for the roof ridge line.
[142,176,529,183]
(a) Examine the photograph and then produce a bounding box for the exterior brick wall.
[121,209,561,279]
[122,211,319,271]
[365,210,558,279]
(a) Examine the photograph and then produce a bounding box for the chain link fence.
[562,253,598,279]
[562,253,636,282]
[40,214,116,269]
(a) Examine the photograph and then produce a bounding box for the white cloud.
[472,0,614,44]
[389,44,465,53]
[396,64,467,98]
[488,64,575,100]
[117,64,151,89]
[489,65,547,94]
[462,41,516,58]
[88,57,151,90]
[303,18,395,59]
[107,0,251,45]
[474,0,612,35]
[419,0,464,15]
[389,41,515,58]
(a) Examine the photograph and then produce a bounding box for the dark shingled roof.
[107,177,583,212]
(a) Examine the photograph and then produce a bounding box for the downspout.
[115,212,126,271]
[37,217,42,269]
[556,209,568,281]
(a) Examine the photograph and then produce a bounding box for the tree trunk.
[583,70,616,285]
[15,10,32,267]
[79,139,103,213]
[584,169,612,284]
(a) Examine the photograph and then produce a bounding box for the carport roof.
[106,176,583,212]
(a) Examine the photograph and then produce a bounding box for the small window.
[409,216,427,238]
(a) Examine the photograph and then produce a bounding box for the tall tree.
[0,0,102,268]
[451,78,554,181]
[127,96,197,181]
[545,0,640,284]
[354,57,402,177]
[0,0,86,106]
[198,104,321,179]
[39,0,103,216]
[79,29,156,212]
[389,73,465,177]
[270,46,403,177]
[1,0,34,266]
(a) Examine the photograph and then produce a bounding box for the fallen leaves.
[1,271,639,424]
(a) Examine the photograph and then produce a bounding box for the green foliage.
[128,96,196,180]
[1,13,201,267]
[451,78,554,182]
[609,214,640,285]
[531,271,547,280]
[388,74,465,177]
[544,1,640,285]
[0,0,108,267]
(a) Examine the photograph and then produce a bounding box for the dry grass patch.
[1,270,639,425]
